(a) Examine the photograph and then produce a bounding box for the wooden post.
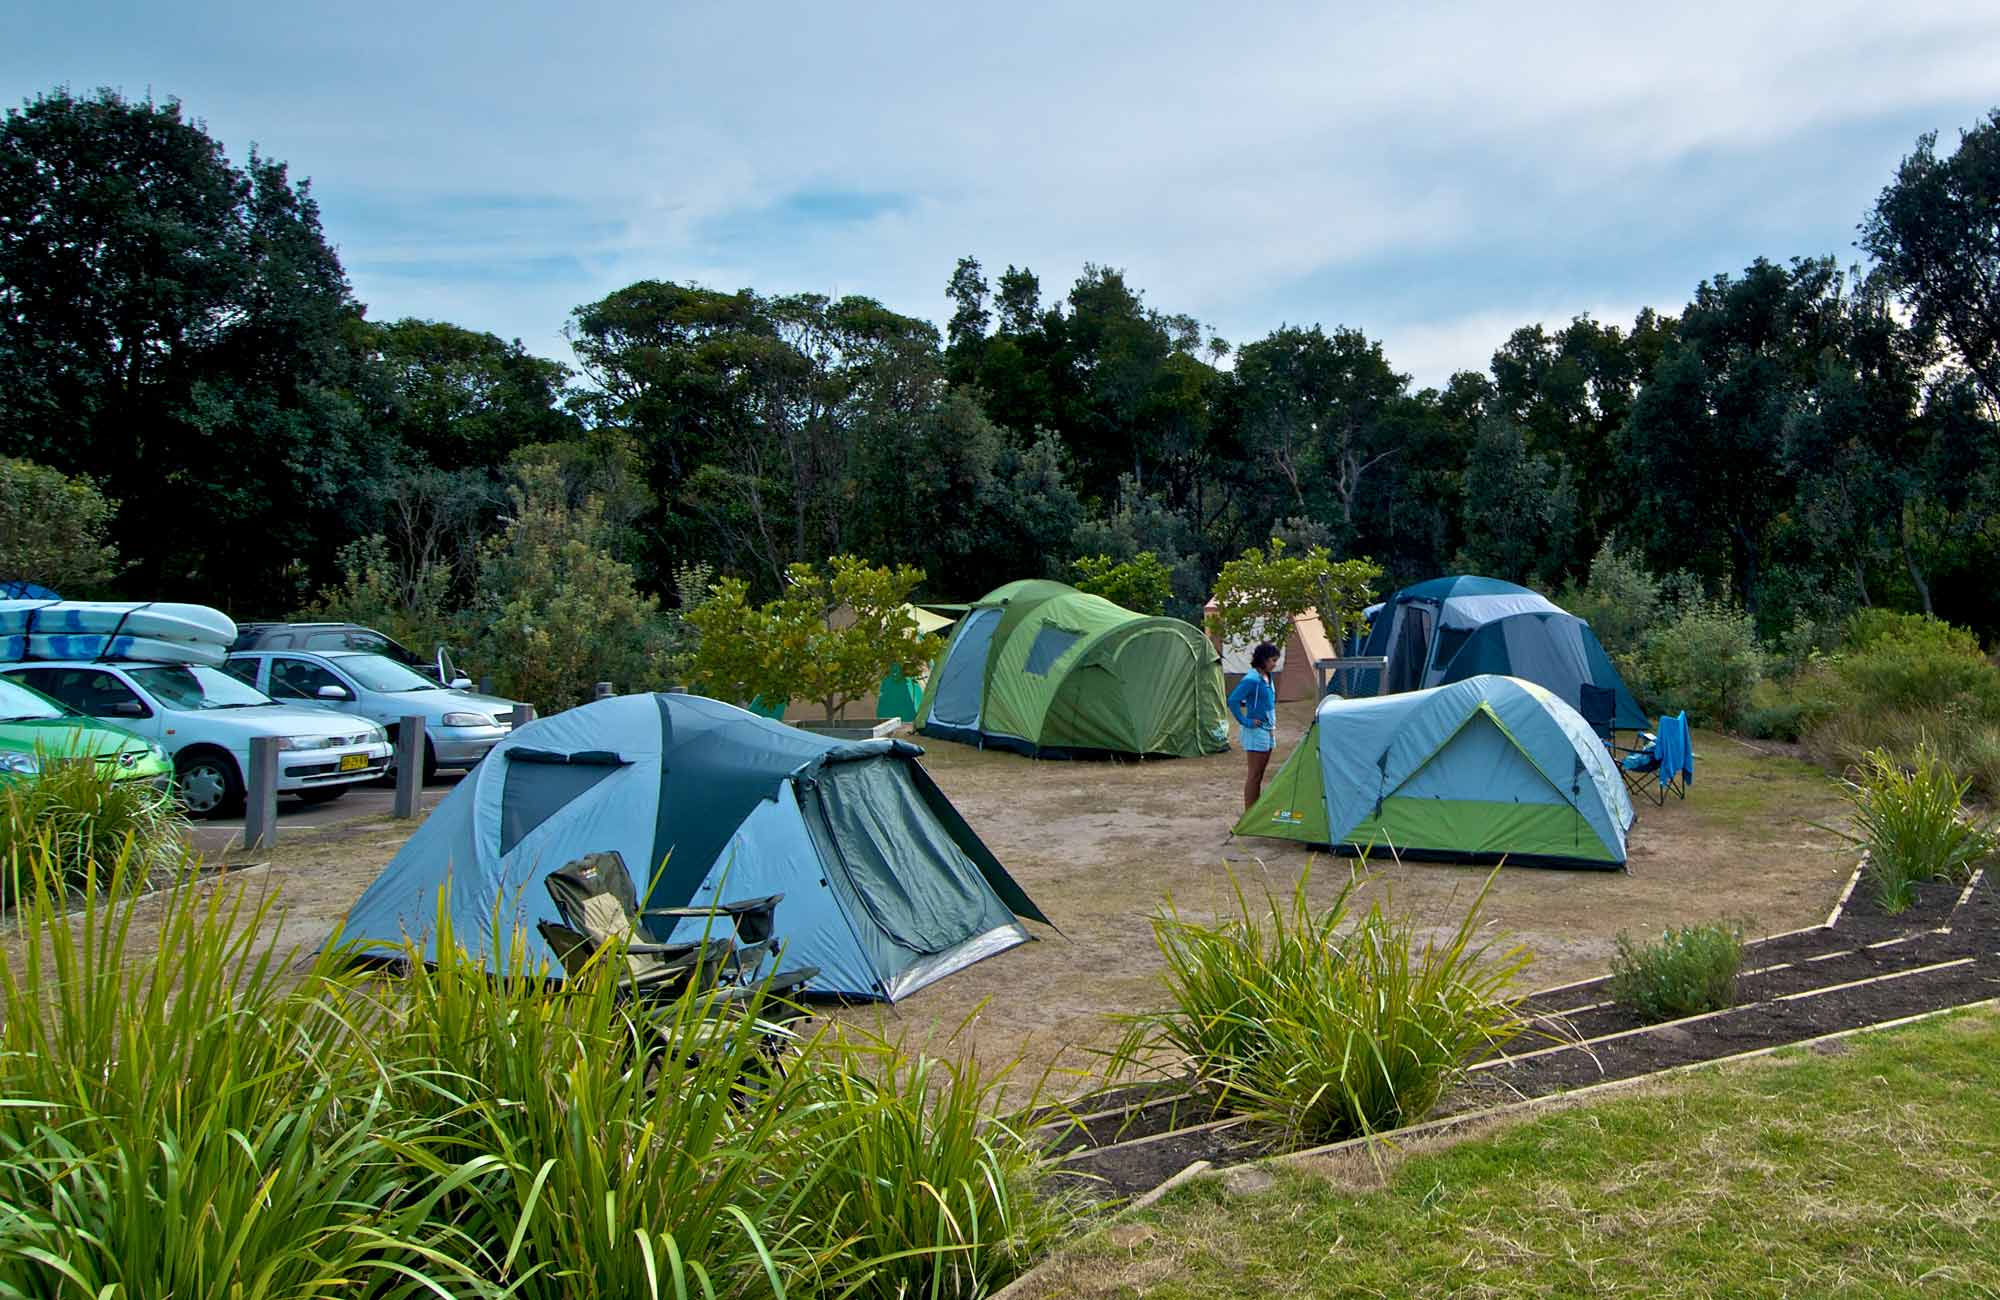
[479,675,494,695]
[593,681,614,701]
[511,703,536,731]
[393,716,425,819]
[243,736,281,850]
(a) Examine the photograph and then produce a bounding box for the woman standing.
[1227,642,1280,813]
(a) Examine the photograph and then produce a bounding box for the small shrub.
[1560,537,1663,658]
[1627,597,1767,727]
[1839,742,1995,914]
[0,756,186,907]
[1737,680,1808,742]
[1108,866,1529,1145]
[1609,922,1745,1021]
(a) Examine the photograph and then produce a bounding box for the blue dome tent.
[343,694,1048,1002]
[1236,675,1635,869]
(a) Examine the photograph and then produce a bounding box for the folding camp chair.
[1620,712,1692,806]
[539,850,818,1000]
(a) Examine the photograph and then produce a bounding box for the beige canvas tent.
[1201,601,1336,702]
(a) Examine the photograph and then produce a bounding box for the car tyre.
[295,786,347,805]
[175,749,244,820]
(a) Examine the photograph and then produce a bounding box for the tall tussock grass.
[1107,865,1530,1145]
[0,844,1068,1299]
[1,753,186,907]
[1834,741,1996,914]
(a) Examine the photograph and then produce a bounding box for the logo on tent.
[1271,809,1304,825]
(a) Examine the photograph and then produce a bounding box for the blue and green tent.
[1235,674,1634,868]
[343,693,1048,1001]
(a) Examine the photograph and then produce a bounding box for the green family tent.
[1235,674,1634,868]
[915,580,1229,758]
[1359,575,1645,728]
[342,693,1049,1001]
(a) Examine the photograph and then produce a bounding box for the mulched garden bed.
[1048,864,1998,1199]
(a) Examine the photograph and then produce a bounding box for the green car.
[0,674,172,788]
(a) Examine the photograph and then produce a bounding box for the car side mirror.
[316,684,351,701]
[449,677,472,691]
[111,700,146,718]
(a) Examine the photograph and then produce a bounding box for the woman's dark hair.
[1251,642,1280,669]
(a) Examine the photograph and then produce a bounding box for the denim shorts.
[1241,725,1275,753]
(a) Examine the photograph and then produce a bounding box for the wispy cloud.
[8,1,1997,376]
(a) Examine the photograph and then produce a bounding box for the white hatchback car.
[2,659,391,818]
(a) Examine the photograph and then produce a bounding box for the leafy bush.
[1609,922,1745,1021]
[1073,551,1173,616]
[471,461,673,709]
[1627,597,1767,727]
[0,455,121,593]
[1823,610,2000,718]
[1559,537,1662,658]
[0,756,185,907]
[301,532,464,658]
[1737,680,1809,742]
[1209,538,1381,650]
[1838,742,1995,914]
[680,556,942,721]
[1108,867,1529,1145]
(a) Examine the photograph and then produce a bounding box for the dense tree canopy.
[1,84,1995,648]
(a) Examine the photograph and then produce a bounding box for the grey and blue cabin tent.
[1434,611,1644,729]
[1361,576,1563,694]
[1358,575,1643,726]
[342,693,1048,1002]
[1235,674,1634,868]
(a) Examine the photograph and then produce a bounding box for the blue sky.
[9,1,1998,388]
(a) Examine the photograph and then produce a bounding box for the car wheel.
[423,738,440,783]
[175,750,243,819]
[295,786,347,805]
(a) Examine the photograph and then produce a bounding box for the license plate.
[339,753,368,772]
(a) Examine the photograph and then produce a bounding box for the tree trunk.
[1899,518,1933,616]
[1852,558,1872,608]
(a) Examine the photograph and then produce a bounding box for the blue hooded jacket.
[1228,670,1275,730]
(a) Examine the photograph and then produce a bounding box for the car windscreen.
[327,653,437,693]
[129,664,275,710]
[0,677,69,722]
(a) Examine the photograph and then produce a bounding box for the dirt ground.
[85,696,1857,1102]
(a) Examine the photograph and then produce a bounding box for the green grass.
[1039,1006,2000,1299]
[1609,921,1745,1021]
[1105,866,1530,1145]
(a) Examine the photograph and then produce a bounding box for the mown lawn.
[1022,1006,2000,1299]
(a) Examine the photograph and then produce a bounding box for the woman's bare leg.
[1244,748,1273,812]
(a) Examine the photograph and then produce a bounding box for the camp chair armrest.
[625,938,731,959]
[641,895,784,920]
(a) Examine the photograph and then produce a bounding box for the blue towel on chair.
[1655,712,1693,785]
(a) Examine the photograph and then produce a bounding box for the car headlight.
[0,752,38,775]
[272,736,296,752]
[441,712,493,727]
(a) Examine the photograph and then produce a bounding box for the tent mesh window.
[1023,626,1084,676]
[1429,625,1474,675]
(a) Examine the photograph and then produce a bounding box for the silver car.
[224,650,522,780]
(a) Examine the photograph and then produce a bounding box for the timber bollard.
[479,675,494,695]
[393,716,426,819]
[593,681,614,701]
[244,736,281,850]
[510,703,535,731]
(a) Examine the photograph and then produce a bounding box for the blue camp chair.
[1621,712,1693,805]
